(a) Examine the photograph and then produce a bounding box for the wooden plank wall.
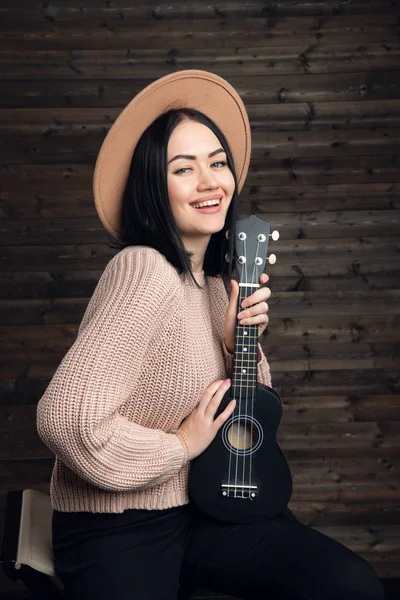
[0,0,399,595]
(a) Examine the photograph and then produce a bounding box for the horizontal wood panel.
[1,71,399,109]
[0,13,396,29]
[249,99,400,131]
[282,394,400,420]
[1,44,399,79]
[279,421,400,449]
[309,524,400,553]
[0,1,395,21]
[252,129,400,157]
[2,13,396,30]
[246,181,400,200]
[273,369,399,397]
[290,500,400,528]
[2,100,400,134]
[2,30,397,52]
[249,194,398,212]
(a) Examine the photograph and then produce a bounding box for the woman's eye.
[174,161,227,175]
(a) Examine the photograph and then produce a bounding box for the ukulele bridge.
[221,483,258,499]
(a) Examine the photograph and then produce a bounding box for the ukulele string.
[234,278,241,497]
[235,241,249,498]
[230,255,243,498]
[249,238,261,498]
[229,238,259,498]
[241,239,250,499]
[242,238,258,498]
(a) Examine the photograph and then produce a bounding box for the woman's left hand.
[223,273,271,354]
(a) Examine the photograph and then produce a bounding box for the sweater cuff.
[222,339,234,378]
[223,340,270,385]
[172,429,190,463]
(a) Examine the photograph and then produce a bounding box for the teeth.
[191,199,221,209]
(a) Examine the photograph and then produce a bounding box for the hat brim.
[93,69,251,239]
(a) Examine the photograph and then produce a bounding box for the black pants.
[52,502,385,600]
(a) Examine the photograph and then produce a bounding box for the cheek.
[168,177,195,210]
[223,170,236,195]
[167,177,182,206]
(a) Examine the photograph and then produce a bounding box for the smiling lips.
[191,199,221,209]
[190,195,223,209]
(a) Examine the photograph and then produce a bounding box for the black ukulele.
[188,214,293,524]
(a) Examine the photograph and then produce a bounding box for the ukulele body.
[188,382,293,524]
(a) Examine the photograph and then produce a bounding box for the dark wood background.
[1,0,399,597]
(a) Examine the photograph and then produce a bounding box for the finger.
[204,379,231,420]
[240,287,271,310]
[198,379,226,415]
[213,399,236,431]
[240,313,269,327]
[238,301,269,320]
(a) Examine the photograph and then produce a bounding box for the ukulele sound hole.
[227,420,257,451]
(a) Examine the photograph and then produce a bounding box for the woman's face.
[167,119,235,245]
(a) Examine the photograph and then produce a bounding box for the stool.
[0,489,195,600]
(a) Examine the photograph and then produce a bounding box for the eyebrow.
[167,148,226,165]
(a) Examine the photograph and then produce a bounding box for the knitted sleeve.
[36,246,189,492]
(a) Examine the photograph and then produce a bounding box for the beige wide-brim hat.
[93,69,251,240]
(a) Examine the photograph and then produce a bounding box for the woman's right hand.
[177,378,236,460]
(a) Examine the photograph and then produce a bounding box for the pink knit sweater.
[36,245,272,513]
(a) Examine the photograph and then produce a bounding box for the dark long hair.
[106,108,239,289]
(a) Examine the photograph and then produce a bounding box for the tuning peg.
[269,230,280,241]
[268,254,277,265]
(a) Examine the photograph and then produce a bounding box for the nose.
[197,165,219,191]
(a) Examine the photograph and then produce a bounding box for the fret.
[233,308,258,391]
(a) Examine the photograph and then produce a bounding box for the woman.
[37,71,385,600]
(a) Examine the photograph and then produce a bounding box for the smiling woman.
[167,119,235,273]
[107,106,241,289]
[36,70,385,600]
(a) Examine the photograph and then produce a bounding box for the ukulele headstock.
[225,214,279,285]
